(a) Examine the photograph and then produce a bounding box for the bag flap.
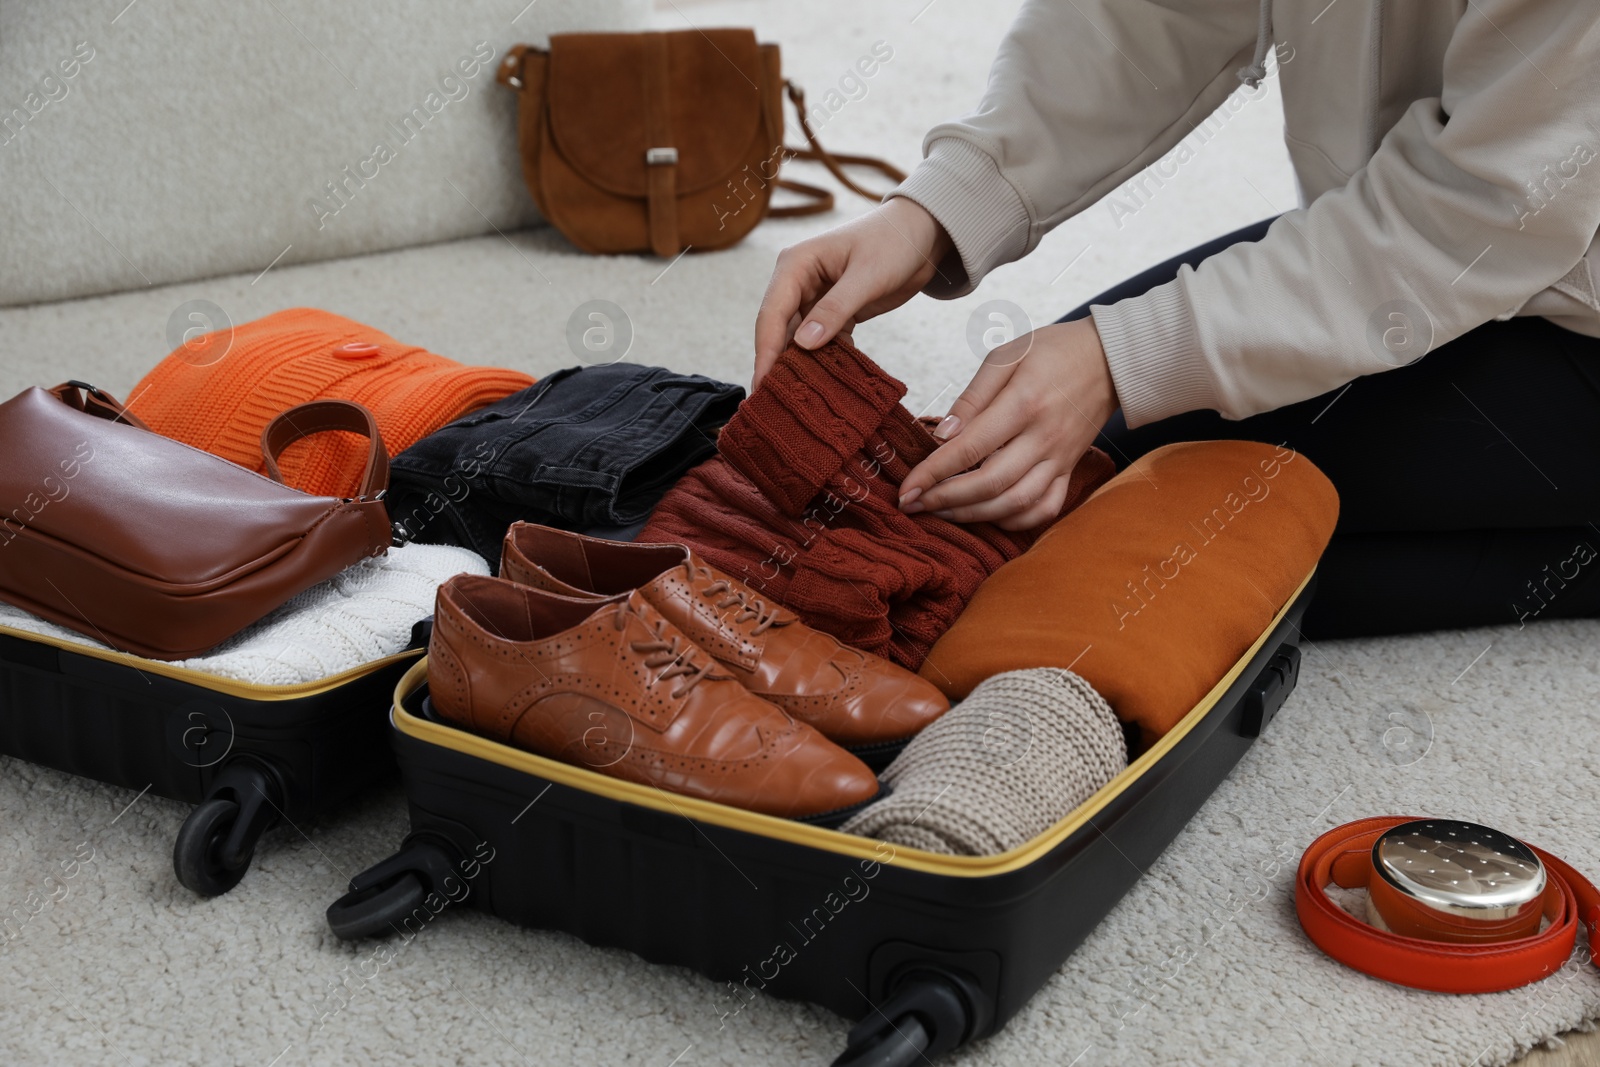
[0,387,342,586]
[546,29,767,198]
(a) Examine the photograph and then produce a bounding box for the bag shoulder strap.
[260,400,390,500]
[50,381,152,431]
[769,80,909,219]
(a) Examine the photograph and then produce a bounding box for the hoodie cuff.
[887,137,1032,300]
[1090,280,1222,428]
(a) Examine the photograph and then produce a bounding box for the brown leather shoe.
[427,573,880,820]
[500,522,950,752]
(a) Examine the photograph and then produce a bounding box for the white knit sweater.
[0,543,486,686]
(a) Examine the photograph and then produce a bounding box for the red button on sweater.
[639,338,1115,671]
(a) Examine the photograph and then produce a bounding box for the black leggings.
[1066,218,1600,639]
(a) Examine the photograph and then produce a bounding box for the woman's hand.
[899,317,1118,531]
[754,197,953,389]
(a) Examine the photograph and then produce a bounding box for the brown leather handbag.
[495,29,907,257]
[0,382,393,661]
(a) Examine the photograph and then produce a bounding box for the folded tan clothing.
[840,668,1127,856]
[920,441,1338,748]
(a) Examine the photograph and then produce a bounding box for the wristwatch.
[1296,816,1600,993]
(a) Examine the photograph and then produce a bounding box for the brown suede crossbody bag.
[0,382,393,661]
[495,29,906,257]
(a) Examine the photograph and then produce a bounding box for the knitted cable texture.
[640,337,1115,669]
[0,543,487,685]
[128,307,534,497]
[841,668,1128,856]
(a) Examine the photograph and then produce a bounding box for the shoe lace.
[685,561,782,635]
[613,600,718,699]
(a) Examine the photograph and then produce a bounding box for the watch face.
[1372,819,1545,914]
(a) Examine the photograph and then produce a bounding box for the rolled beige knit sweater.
[841,668,1127,856]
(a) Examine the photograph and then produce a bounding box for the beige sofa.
[0,0,648,306]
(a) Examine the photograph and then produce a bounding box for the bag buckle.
[499,53,524,89]
[645,146,678,166]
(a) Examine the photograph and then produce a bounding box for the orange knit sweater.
[129,308,534,498]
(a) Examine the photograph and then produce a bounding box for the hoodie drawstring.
[1236,0,1275,88]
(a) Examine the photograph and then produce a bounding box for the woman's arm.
[1095,0,1600,427]
[893,0,1262,297]
[753,0,1259,385]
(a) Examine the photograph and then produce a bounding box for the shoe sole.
[419,695,887,827]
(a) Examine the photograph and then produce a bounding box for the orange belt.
[1295,816,1600,993]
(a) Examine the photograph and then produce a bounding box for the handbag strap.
[50,381,152,431]
[260,400,390,501]
[769,80,909,219]
[769,176,835,218]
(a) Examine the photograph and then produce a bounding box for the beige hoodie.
[891,0,1600,427]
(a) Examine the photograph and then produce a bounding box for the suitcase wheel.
[833,971,972,1066]
[326,838,463,941]
[173,761,281,897]
[325,870,428,941]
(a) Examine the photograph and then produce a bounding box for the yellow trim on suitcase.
[392,569,1315,878]
[0,621,423,700]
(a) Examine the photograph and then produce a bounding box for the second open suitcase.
[0,620,427,896]
[327,566,1315,1065]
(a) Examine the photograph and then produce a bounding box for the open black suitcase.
[0,620,425,896]
[328,572,1315,1065]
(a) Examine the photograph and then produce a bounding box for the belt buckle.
[1368,818,1546,942]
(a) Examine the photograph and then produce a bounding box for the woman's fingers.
[935,332,1031,440]
[909,431,1041,513]
[899,396,1028,508]
[753,246,896,386]
[891,318,1118,532]
[791,261,890,351]
[753,199,951,386]
[994,473,1073,532]
[927,459,1061,524]
[754,251,825,385]
[898,335,1034,504]
[858,272,939,324]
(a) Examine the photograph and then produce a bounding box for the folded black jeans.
[387,363,744,568]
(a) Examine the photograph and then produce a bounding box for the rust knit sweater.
[639,338,1114,670]
[129,308,534,498]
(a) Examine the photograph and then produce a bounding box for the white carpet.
[1,0,1598,1064]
